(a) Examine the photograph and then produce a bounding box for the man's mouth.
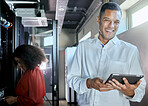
[105,29,114,33]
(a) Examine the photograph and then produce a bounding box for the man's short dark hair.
[99,2,122,19]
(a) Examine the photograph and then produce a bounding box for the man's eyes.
[103,19,120,24]
[115,21,120,24]
[104,19,110,22]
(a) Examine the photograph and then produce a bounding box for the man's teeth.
[106,29,113,32]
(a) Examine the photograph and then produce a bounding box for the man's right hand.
[86,78,115,91]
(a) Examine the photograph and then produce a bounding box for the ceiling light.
[5,1,37,4]
[58,7,65,11]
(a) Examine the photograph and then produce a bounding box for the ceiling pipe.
[36,2,41,17]
[76,0,102,33]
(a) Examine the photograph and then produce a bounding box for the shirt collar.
[110,35,120,45]
[95,35,120,48]
[98,39,104,47]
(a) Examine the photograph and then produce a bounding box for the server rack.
[0,0,16,96]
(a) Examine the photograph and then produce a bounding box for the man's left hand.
[109,78,141,97]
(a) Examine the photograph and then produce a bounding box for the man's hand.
[86,78,115,91]
[109,77,141,97]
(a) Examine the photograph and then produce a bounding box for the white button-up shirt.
[67,36,146,106]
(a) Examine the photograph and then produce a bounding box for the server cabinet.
[0,0,15,97]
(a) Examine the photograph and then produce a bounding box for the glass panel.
[29,20,53,103]
[132,5,148,27]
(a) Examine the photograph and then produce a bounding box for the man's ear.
[97,16,100,24]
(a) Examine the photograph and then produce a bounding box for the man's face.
[97,9,121,44]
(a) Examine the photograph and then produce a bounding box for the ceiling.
[62,0,94,29]
[5,0,103,33]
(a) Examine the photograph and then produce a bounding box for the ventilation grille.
[15,8,46,17]
[22,17,48,27]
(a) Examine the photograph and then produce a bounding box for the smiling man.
[97,9,121,45]
[67,2,146,106]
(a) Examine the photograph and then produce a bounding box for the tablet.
[105,73,144,84]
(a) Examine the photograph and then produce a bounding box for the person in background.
[5,45,47,106]
[67,2,146,106]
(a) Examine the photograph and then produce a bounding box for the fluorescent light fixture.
[22,17,48,27]
[38,30,53,34]
[5,1,37,4]
[29,34,50,36]
[58,7,65,11]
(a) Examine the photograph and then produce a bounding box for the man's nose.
[108,21,114,28]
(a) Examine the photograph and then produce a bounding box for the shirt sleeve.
[125,47,146,102]
[67,43,89,94]
[16,67,46,105]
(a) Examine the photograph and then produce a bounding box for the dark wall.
[118,22,148,106]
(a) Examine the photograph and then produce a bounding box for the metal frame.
[52,20,59,106]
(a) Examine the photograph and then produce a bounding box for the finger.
[97,81,104,87]
[106,85,114,89]
[106,82,112,86]
[112,79,125,89]
[135,80,141,87]
[123,77,130,87]
[94,82,101,88]
[109,80,121,90]
[2,97,6,102]
[98,84,115,91]
[99,87,114,91]
[4,96,10,99]
[95,78,104,87]
[5,99,8,103]
[97,78,103,83]
[92,80,102,88]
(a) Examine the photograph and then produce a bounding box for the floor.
[59,100,78,106]
[44,100,78,106]
[44,93,78,106]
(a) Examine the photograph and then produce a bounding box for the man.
[67,2,146,106]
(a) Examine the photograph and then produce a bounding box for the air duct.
[15,8,48,27]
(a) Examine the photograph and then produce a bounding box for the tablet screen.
[105,74,144,84]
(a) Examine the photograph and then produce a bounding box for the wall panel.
[118,22,148,106]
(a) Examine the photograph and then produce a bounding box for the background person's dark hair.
[13,45,47,70]
[99,2,122,19]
